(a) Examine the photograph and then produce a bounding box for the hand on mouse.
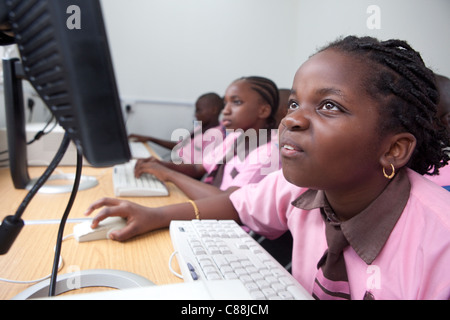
[83,197,166,241]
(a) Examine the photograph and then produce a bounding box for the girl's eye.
[319,101,341,111]
[288,101,300,110]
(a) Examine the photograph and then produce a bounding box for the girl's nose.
[280,109,310,131]
[222,102,232,115]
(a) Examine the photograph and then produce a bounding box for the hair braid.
[319,36,449,175]
[237,76,279,129]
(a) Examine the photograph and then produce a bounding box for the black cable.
[0,115,56,157]
[14,133,71,220]
[0,132,71,256]
[48,143,83,296]
[27,116,56,145]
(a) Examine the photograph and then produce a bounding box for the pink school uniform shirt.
[229,168,450,300]
[202,130,281,190]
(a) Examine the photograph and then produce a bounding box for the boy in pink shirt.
[129,92,224,163]
[85,36,450,299]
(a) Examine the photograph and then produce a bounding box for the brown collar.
[292,169,411,264]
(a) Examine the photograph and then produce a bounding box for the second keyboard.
[112,160,169,197]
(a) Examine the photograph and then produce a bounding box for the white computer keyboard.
[112,160,169,197]
[129,141,151,159]
[169,219,313,300]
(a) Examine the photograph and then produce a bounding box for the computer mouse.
[73,217,127,242]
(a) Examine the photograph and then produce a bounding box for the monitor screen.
[1,0,130,173]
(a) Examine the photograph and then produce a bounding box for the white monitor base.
[12,269,155,300]
[26,174,98,194]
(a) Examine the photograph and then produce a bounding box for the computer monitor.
[1,0,130,179]
[0,0,131,255]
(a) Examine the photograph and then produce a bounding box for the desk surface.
[0,163,187,299]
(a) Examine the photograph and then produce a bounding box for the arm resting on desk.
[134,159,220,200]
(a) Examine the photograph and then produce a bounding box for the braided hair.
[318,36,450,175]
[236,76,280,129]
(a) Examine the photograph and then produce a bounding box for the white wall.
[99,0,300,149]
[98,0,450,141]
[294,0,450,76]
[100,0,299,102]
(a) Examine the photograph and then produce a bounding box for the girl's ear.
[258,103,272,119]
[379,132,417,170]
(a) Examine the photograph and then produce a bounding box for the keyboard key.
[250,273,263,282]
[236,242,249,250]
[250,290,266,300]
[271,282,285,292]
[198,258,214,268]
[256,279,270,289]
[192,247,206,255]
[266,275,279,284]
[240,275,253,284]
[262,287,277,298]
[206,272,221,280]
[244,281,259,292]
[225,254,239,263]
[235,268,248,277]
[247,255,266,271]
[213,255,228,267]
[279,276,295,286]
[286,285,309,299]
[208,246,221,254]
[277,291,294,300]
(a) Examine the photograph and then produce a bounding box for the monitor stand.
[26,174,98,194]
[12,269,155,300]
[3,58,99,194]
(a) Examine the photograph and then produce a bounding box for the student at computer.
[426,74,450,189]
[133,76,281,200]
[129,92,225,164]
[85,36,450,299]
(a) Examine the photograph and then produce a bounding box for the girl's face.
[222,80,269,130]
[195,99,216,124]
[279,49,387,192]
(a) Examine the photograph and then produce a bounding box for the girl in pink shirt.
[85,36,450,299]
[132,76,281,200]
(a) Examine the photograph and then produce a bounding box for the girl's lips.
[222,119,232,127]
[280,140,304,156]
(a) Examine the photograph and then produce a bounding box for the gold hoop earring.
[383,164,395,179]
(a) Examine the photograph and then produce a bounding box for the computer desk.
[0,151,187,299]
